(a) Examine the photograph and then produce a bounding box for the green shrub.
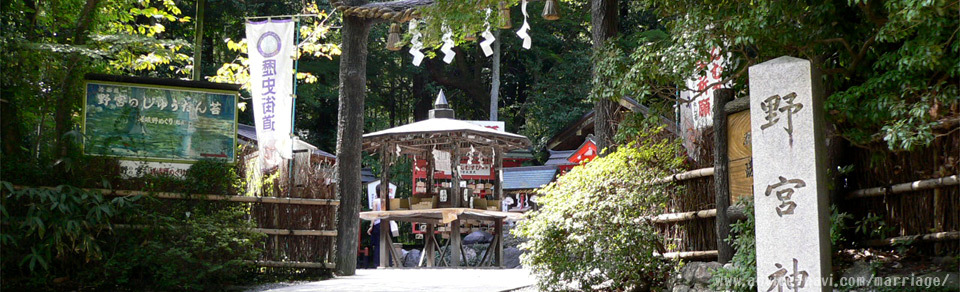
[0,182,141,289]
[830,205,853,248]
[1,159,265,291]
[184,159,239,195]
[513,127,683,291]
[93,202,264,291]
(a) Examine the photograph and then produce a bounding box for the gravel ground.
[245,268,537,292]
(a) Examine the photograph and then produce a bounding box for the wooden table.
[360,208,523,268]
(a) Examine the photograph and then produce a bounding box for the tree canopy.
[593,0,959,151]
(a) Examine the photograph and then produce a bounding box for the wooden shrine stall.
[359,208,523,267]
[360,91,531,268]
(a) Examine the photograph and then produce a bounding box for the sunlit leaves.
[208,4,340,91]
[298,8,340,59]
[414,0,519,49]
[514,125,684,291]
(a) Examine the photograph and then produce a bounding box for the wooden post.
[713,88,734,264]
[380,147,392,210]
[494,218,503,267]
[425,224,435,267]
[451,142,462,208]
[379,218,389,268]
[450,219,461,267]
[379,146,392,268]
[494,146,503,201]
[933,148,943,254]
[272,194,280,259]
[387,235,402,268]
[426,150,435,196]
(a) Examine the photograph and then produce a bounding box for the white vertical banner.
[246,19,295,169]
[679,47,728,159]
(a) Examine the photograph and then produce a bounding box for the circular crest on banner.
[257,31,282,58]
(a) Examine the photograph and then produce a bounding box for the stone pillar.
[749,56,830,292]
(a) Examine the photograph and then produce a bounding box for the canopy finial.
[434,89,449,108]
[429,90,455,119]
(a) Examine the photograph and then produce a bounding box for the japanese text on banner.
[245,19,295,169]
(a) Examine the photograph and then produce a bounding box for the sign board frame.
[82,79,239,164]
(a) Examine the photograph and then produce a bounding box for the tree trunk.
[334,13,372,276]
[192,0,205,81]
[490,30,501,121]
[591,0,618,155]
[54,0,103,158]
[0,91,23,158]
[412,70,431,121]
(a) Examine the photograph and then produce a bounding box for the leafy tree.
[593,0,959,151]
[0,0,192,166]
[513,125,683,291]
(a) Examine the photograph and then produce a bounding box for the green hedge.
[514,126,683,291]
[1,159,265,291]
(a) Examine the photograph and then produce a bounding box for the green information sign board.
[83,81,238,163]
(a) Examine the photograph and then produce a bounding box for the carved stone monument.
[749,56,831,292]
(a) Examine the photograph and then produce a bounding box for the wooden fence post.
[494,218,503,267]
[713,88,735,263]
[450,219,461,267]
[425,224,436,267]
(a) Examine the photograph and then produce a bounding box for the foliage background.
[593,0,959,152]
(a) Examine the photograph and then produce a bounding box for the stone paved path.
[250,269,536,292]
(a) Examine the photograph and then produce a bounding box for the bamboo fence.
[646,118,959,260]
[243,151,339,268]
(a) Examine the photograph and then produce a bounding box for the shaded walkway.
[252,268,536,292]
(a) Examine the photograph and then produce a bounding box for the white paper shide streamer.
[441,26,456,64]
[408,21,425,66]
[245,19,295,170]
[480,8,496,56]
[515,0,531,49]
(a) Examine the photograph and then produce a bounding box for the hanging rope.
[330,0,423,22]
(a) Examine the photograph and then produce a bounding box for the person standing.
[366,198,382,268]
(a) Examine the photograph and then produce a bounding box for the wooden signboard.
[727,110,753,204]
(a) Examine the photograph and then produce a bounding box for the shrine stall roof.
[502,165,559,190]
[361,118,531,154]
